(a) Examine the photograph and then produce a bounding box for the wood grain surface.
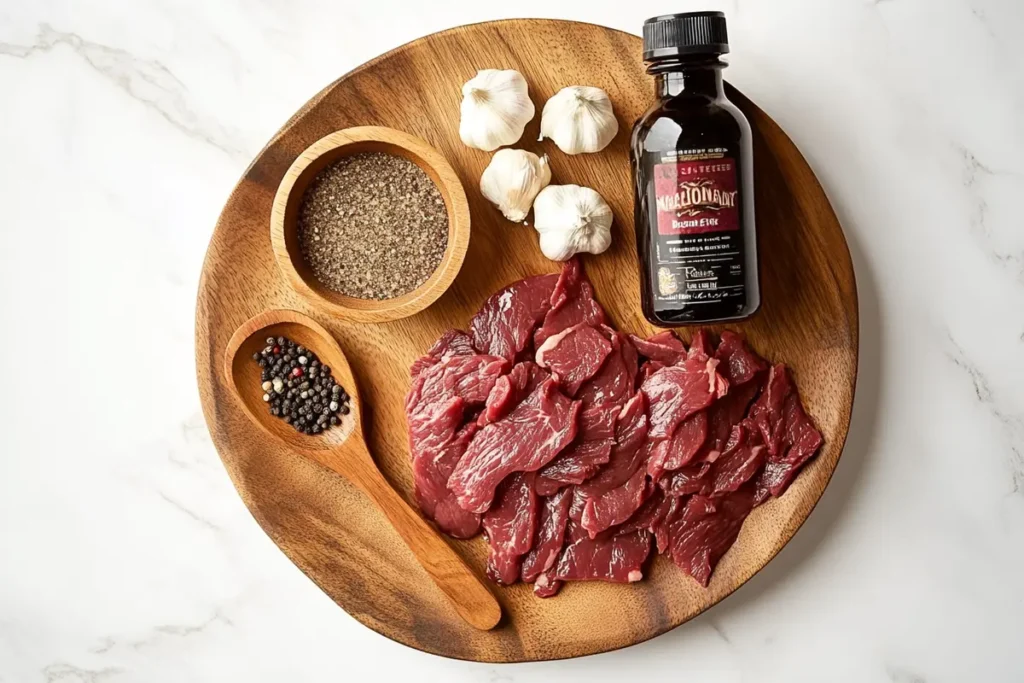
[195,19,858,662]
[222,309,501,630]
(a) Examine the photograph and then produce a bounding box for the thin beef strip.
[536,323,613,397]
[534,258,607,347]
[482,471,539,585]
[686,329,715,361]
[660,460,713,496]
[663,488,755,587]
[405,354,508,537]
[641,357,728,439]
[708,424,766,496]
[409,329,477,379]
[715,330,768,386]
[471,272,559,363]
[448,375,581,513]
[578,393,651,537]
[534,403,618,495]
[554,529,653,585]
[408,401,482,538]
[576,326,639,408]
[521,488,573,582]
[749,364,824,502]
[645,410,709,480]
[476,362,543,427]
[629,330,687,365]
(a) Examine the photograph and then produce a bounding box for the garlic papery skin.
[479,149,552,222]
[460,69,535,152]
[539,86,618,155]
[532,184,613,261]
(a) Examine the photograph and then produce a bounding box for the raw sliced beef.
[645,411,709,480]
[410,408,482,538]
[405,354,509,416]
[749,364,823,501]
[409,258,823,597]
[714,330,768,386]
[532,568,562,598]
[660,461,712,497]
[664,489,755,587]
[406,354,507,537]
[617,487,669,535]
[686,330,715,361]
[534,403,618,495]
[535,258,606,347]
[410,329,477,379]
[482,472,539,584]
[448,376,581,513]
[476,362,543,427]
[576,327,639,408]
[641,357,728,439]
[471,272,559,362]
[653,495,684,554]
[704,380,762,455]
[578,394,651,536]
[708,424,765,495]
[521,488,573,582]
[579,393,649,496]
[580,467,648,538]
[554,529,652,584]
[629,331,687,365]
[638,359,666,384]
[536,323,613,397]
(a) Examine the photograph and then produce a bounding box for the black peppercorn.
[251,334,351,436]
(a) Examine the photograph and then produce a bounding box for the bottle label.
[654,159,739,235]
[649,150,746,305]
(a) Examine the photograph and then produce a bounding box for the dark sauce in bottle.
[631,12,759,326]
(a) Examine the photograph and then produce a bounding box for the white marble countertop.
[2,0,1023,680]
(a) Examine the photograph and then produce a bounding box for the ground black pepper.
[297,152,449,300]
[254,336,351,435]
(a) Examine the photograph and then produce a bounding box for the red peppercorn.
[292,367,304,378]
[273,345,281,354]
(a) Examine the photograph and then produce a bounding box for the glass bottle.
[631,12,759,326]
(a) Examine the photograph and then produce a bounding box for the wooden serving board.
[196,19,858,662]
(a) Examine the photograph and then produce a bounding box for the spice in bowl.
[252,336,351,434]
[297,152,449,300]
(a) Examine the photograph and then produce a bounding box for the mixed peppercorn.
[252,336,350,434]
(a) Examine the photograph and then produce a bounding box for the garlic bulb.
[539,86,618,155]
[532,184,613,261]
[479,149,551,222]
[459,69,535,152]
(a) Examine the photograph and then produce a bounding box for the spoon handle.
[335,445,502,631]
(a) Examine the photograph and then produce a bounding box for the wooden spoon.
[224,309,501,631]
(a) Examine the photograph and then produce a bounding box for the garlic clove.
[532,184,614,261]
[459,69,536,152]
[539,86,619,155]
[479,149,552,223]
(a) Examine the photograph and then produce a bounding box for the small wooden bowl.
[270,126,470,323]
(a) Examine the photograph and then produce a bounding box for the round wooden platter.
[195,19,858,663]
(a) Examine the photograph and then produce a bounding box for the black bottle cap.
[643,11,730,61]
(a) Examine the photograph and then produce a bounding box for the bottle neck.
[651,57,726,98]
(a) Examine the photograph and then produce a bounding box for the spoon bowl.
[223,309,501,631]
[226,313,359,454]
